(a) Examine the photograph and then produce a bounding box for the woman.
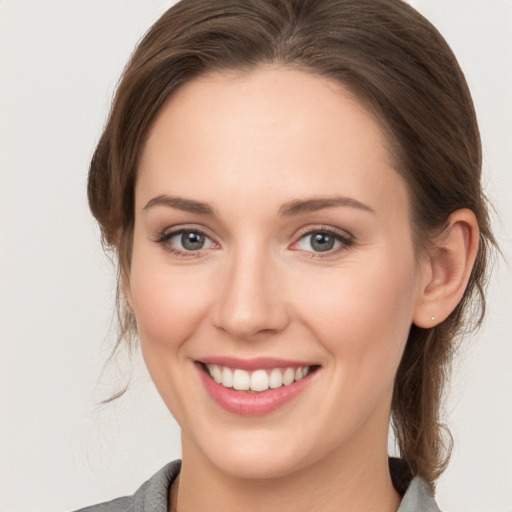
[78,0,494,510]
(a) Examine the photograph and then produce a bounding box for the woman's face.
[127,67,428,479]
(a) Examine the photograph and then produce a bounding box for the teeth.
[205,364,313,392]
[211,365,222,384]
[250,370,269,392]
[221,367,233,388]
[269,368,283,389]
[233,369,250,390]
[282,368,295,386]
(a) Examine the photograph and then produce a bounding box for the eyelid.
[154,223,354,258]
[155,222,217,239]
[293,224,352,240]
[154,224,220,257]
[290,225,354,256]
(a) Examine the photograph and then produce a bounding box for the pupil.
[181,231,205,250]
[311,233,334,252]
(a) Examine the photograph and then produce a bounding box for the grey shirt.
[74,459,441,512]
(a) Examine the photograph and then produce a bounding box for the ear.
[413,209,480,328]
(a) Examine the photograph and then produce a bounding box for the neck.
[175,435,401,512]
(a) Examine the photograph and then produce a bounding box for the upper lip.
[196,356,318,371]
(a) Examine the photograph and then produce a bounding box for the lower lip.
[196,363,316,416]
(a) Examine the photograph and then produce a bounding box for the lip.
[195,360,319,416]
[197,356,316,371]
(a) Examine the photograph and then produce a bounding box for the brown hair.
[88,0,495,487]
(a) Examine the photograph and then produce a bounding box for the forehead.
[137,66,409,221]
[143,66,389,161]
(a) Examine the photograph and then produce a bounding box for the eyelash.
[155,225,354,259]
[293,226,354,258]
[155,226,216,259]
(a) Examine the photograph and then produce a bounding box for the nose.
[211,246,290,340]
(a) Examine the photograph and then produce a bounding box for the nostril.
[212,301,291,340]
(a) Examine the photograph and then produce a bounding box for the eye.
[157,228,216,256]
[293,228,353,255]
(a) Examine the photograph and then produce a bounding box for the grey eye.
[179,231,206,250]
[294,230,351,254]
[164,230,214,252]
[309,232,336,252]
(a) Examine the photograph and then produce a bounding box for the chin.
[186,422,329,482]
[211,448,306,480]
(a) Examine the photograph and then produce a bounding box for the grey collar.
[129,459,441,512]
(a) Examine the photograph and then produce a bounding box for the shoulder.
[72,460,181,512]
[390,458,442,512]
[397,477,442,512]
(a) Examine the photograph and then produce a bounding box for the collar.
[132,459,441,512]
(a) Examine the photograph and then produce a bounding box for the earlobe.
[413,209,480,328]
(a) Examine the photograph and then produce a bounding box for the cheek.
[127,253,217,425]
[128,256,213,356]
[294,254,418,380]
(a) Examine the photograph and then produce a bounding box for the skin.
[125,66,479,512]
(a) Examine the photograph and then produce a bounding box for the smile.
[203,364,312,392]
[196,358,320,416]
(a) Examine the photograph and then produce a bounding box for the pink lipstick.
[195,358,319,416]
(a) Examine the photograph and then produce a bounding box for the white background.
[0,1,510,511]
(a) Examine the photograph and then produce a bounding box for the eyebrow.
[278,196,375,216]
[143,194,375,216]
[144,195,216,215]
